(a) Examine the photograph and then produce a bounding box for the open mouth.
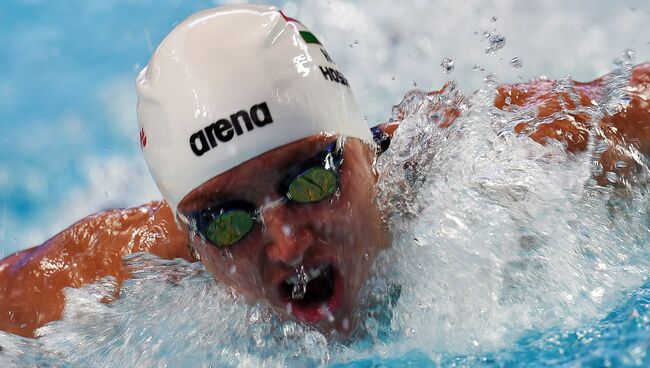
[277,263,344,323]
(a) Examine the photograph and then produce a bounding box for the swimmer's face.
[177,135,390,336]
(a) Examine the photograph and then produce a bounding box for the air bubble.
[440,57,455,74]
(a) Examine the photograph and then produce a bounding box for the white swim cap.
[136,4,373,214]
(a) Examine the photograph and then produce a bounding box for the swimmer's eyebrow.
[280,140,338,174]
[182,139,338,212]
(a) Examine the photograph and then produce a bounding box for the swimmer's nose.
[262,206,314,266]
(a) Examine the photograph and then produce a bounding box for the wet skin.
[0,64,648,338]
[177,135,390,335]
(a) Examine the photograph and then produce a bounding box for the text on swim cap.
[319,66,349,86]
[189,102,273,156]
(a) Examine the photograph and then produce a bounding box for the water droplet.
[349,40,359,48]
[440,57,455,74]
[485,34,506,55]
[342,318,350,331]
[413,80,418,86]
[591,287,605,302]
[249,308,261,323]
[229,265,237,274]
[605,171,619,183]
[623,48,635,60]
[510,57,523,69]
[324,307,335,322]
[483,73,498,84]
[482,31,491,39]
[472,64,484,72]
[282,224,292,236]
[613,49,635,67]
[291,265,308,301]
[491,16,497,22]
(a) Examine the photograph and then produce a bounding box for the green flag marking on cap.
[299,30,321,45]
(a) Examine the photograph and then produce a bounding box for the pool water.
[1,1,649,367]
[1,56,648,367]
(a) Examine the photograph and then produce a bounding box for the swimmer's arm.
[494,63,650,185]
[0,201,191,338]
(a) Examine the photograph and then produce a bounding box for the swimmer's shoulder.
[1,200,190,266]
[0,200,191,337]
[494,63,649,153]
[494,63,649,185]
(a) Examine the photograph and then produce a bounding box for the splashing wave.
[2,64,648,366]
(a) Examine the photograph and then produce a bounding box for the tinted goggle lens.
[206,209,255,247]
[286,166,338,203]
[193,144,342,248]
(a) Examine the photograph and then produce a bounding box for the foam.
[11,62,648,366]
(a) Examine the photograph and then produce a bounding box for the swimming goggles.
[185,142,344,248]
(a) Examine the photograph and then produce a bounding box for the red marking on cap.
[139,128,147,148]
[279,10,302,25]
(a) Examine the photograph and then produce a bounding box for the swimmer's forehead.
[178,135,337,212]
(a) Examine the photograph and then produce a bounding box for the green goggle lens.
[206,209,254,247]
[287,167,337,203]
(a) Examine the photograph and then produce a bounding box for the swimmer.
[0,4,648,339]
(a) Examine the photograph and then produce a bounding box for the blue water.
[1,1,649,366]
